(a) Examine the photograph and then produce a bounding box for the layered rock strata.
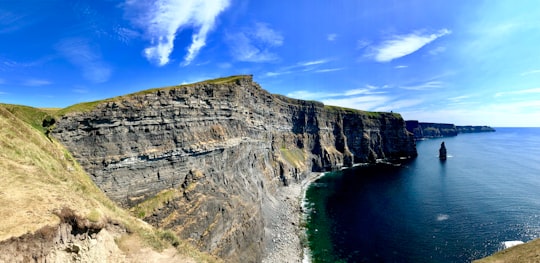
[52,75,417,261]
[406,121,495,139]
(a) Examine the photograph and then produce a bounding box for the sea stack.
[439,141,447,160]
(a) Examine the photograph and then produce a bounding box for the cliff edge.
[52,75,417,261]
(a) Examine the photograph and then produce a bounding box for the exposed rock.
[0,207,125,263]
[439,142,447,161]
[406,121,495,139]
[52,75,417,261]
[456,125,496,133]
[406,121,457,138]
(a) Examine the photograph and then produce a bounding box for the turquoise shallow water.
[305,128,540,262]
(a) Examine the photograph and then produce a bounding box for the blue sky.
[1,0,540,126]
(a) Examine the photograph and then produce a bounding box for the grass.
[0,104,220,262]
[473,239,540,263]
[131,189,177,219]
[280,147,306,168]
[0,103,54,133]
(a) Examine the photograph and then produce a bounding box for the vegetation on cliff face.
[0,104,220,262]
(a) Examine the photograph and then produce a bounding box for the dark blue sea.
[305,128,540,263]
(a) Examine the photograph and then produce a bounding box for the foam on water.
[436,214,450,221]
[502,240,524,249]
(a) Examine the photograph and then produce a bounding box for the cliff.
[406,121,495,139]
[52,75,417,261]
[0,104,219,262]
[456,125,496,133]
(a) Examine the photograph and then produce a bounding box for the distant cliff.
[52,75,417,262]
[406,121,495,139]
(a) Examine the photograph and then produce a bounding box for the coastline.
[262,172,325,263]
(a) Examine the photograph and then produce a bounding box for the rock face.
[0,208,126,263]
[456,125,496,133]
[406,121,495,139]
[406,121,458,138]
[52,75,417,261]
[439,142,447,160]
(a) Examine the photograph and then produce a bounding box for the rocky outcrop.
[439,142,447,160]
[406,121,457,138]
[0,208,125,263]
[406,121,495,139]
[52,75,417,262]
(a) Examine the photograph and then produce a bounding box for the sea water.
[305,128,540,262]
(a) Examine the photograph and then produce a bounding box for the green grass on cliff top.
[0,103,54,133]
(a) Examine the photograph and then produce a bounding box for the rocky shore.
[262,172,324,263]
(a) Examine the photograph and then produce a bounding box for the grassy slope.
[0,104,219,262]
[473,240,540,263]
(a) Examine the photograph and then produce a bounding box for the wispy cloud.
[429,46,447,56]
[327,33,337,41]
[323,95,391,111]
[227,22,283,62]
[265,58,330,77]
[373,98,424,112]
[56,38,112,83]
[448,95,472,102]
[24,79,52,87]
[495,87,540,97]
[0,9,34,34]
[520,69,540,76]
[287,85,383,101]
[124,0,230,66]
[298,59,328,67]
[401,81,444,90]
[367,29,451,62]
[395,65,408,69]
[315,68,345,73]
[286,85,422,112]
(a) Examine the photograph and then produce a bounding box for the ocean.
[304,128,540,263]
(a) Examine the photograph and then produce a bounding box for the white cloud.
[253,23,283,46]
[323,95,391,111]
[395,65,408,69]
[520,69,540,76]
[327,33,337,41]
[265,58,331,77]
[447,95,472,102]
[227,22,283,62]
[298,59,328,67]
[56,38,112,83]
[429,46,447,55]
[356,40,370,49]
[315,68,345,73]
[24,79,51,86]
[373,99,424,112]
[287,86,384,101]
[495,87,540,97]
[401,81,444,90]
[368,29,451,62]
[124,0,230,66]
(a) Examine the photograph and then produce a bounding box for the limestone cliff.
[406,121,495,139]
[52,75,417,261]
